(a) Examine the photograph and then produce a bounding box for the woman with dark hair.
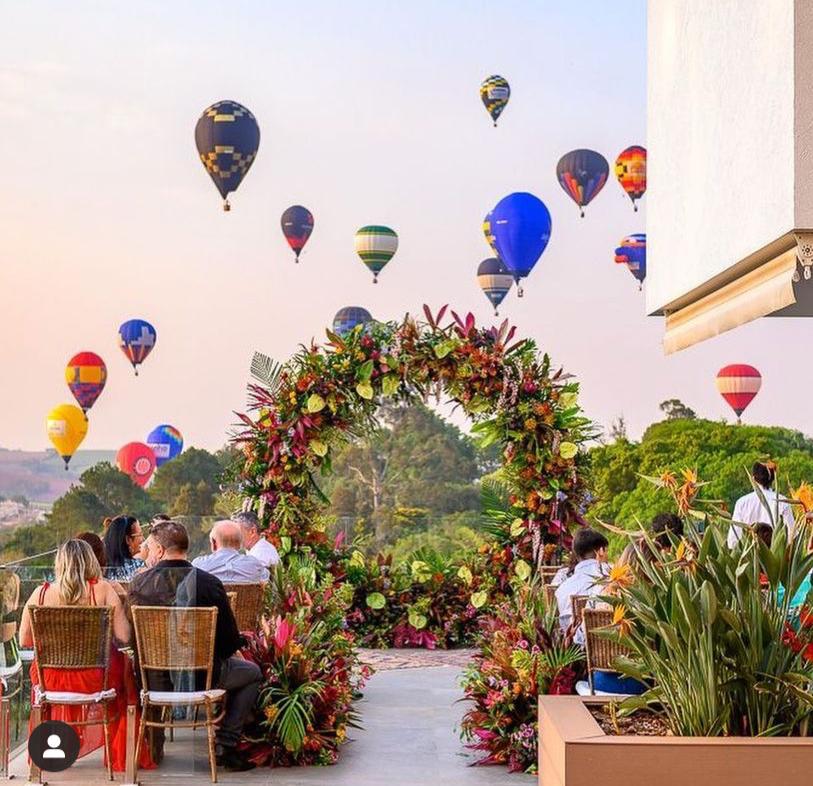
[102,515,145,581]
[727,461,795,548]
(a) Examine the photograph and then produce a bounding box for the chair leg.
[134,704,148,783]
[102,703,113,780]
[28,704,42,784]
[0,696,9,780]
[205,701,217,783]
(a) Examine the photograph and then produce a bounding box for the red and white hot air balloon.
[117,442,157,487]
[715,364,762,423]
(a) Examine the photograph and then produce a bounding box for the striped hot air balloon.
[715,364,762,424]
[354,226,398,283]
[477,258,513,316]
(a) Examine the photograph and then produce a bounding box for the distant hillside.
[0,449,116,503]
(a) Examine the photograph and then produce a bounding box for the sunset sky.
[1,0,809,454]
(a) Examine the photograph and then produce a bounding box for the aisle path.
[10,649,528,785]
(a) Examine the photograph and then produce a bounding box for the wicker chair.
[543,583,558,609]
[131,606,224,783]
[539,565,564,583]
[28,605,116,782]
[570,594,590,632]
[583,607,629,694]
[223,583,265,634]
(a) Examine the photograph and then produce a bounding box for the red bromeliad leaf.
[423,304,436,328]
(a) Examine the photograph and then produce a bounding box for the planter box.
[538,696,813,786]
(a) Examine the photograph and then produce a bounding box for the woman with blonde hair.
[19,539,155,773]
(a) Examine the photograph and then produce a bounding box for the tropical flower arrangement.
[340,547,488,649]
[601,474,813,737]
[239,557,372,766]
[460,579,582,773]
[235,306,595,574]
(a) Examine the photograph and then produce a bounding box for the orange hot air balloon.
[116,442,157,487]
[614,145,647,211]
[715,364,762,424]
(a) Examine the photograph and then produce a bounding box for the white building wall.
[647,0,796,314]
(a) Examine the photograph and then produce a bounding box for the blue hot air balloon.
[333,307,373,336]
[489,193,552,296]
[118,319,157,376]
[477,258,513,316]
[146,424,184,467]
[614,233,647,289]
[281,205,314,262]
[195,100,260,211]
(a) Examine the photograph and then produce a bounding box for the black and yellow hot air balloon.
[195,100,260,211]
[480,75,510,126]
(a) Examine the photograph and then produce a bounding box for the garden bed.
[538,696,813,786]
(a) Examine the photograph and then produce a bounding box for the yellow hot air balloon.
[46,404,88,469]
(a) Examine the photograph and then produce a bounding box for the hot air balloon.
[614,234,646,289]
[556,149,609,217]
[333,306,373,336]
[716,364,762,424]
[117,442,157,488]
[480,75,510,126]
[477,258,513,316]
[482,211,498,255]
[146,425,184,468]
[195,100,260,211]
[488,192,552,297]
[65,352,107,414]
[615,145,647,211]
[354,226,398,283]
[281,205,314,262]
[46,404,88,469]
[118,319,156,376]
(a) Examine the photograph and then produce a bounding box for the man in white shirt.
[727,462,795,548]
[192,520,269,582]
[232,510,280,568]
[555,528,610,647]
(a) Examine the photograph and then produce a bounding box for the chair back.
[583,607,628,672]
[223,583,265,633]
[29,606,113,690]
[538,565,563,583]
[571,594,589,628]
[132,606,218,690]
[543,583,558,609]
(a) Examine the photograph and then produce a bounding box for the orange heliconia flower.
[612,604,633,637]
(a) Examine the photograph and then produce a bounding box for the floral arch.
[235,305,594,573]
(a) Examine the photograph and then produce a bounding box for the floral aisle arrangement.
[605,474,813,737]
[235,306,595,574]
[460,580,582,773]
[240,558,372,767]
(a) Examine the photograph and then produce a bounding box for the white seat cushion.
[574,679,627,697]
[37,688,117,705]
[0,661,22,679]
[143,689,225,706]
[19,650,35,663]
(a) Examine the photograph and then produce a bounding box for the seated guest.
[192,520,269,582]
[128,520,261,773]
[651,512,684,551]
[19,540,155,773]
[103,515,146,581]
[555,528,610,645]
[728,461,795,547]
[76,531,126,599]
[232,510,280,568]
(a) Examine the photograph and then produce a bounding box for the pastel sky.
[1,0,809,454]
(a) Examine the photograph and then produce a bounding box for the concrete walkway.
[10,661,529,785]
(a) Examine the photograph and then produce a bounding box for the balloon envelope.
[117,442,157,487]
[65,352,107,413]
[46,404,88,468]
[333,306,373,336]
[480,75,510,125]
[354,226,398,282]
[614,234,646,286]
[477,257,513,315]
[146,425,184,467]
[615,145,647,210]
[715,364,762,419]
[118,319,156,375]
[281,205,314,261]
[482,211,498,254]
[195,100,260,209]
[556,149,609,216]
[489,193,552,288]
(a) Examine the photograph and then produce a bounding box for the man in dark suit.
[129,519,261,773]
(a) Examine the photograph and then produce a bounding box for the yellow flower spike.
[612,604,632,637]
[606,563,634,590]
[792,481,813,514]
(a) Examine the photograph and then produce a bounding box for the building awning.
[660,234,802,354]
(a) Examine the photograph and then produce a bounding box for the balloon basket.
[223,199,231,212]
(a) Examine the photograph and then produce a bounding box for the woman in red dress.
[19,539,155,773]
